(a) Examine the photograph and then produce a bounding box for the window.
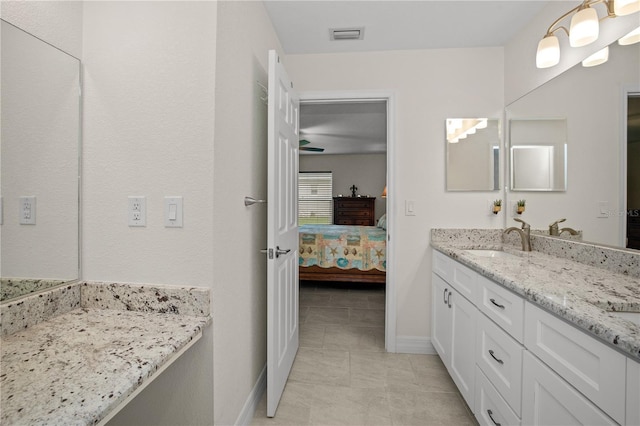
[299,171,332,224]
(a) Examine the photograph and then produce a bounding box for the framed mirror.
[509,118,567,191]
[1,20,81,301]
[445,118,500,191]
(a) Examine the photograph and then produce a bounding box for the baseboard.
[235,364,267,426]
[395,335,437,354]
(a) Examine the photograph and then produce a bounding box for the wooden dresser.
[333,197,376,226]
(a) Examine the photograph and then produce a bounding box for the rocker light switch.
[164,196,183,227]
[405,200,416,216]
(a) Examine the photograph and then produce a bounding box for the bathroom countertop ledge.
[431,241,640,360]
[0,307,210,425]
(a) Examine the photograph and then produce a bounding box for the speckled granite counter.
[431,229,640,360]
[0,281,211,425]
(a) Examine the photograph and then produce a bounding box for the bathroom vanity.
[431,229,640,426]
[0,281,211,425]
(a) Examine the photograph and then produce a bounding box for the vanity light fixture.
[536,0,640,69]
[618,25,640,44]
[582,46,610,66]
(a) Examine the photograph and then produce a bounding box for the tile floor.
[251,282,477,425]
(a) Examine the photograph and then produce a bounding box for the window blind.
[299,171,333,224]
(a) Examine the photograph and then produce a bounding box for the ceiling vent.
[330,27,365,41]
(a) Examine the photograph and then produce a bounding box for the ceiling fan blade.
[299,139,311,146]
[300,146,325,152]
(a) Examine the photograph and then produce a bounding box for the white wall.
[286,47,505,343]
[82,2,217,424]
[300,153,387,220]
[212,1,285,424]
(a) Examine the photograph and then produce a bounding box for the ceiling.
[266,0,552,154]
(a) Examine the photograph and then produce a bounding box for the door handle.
[276,246,291,258]
[443,288,448,305]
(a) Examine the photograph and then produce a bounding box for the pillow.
[377,214,387,230]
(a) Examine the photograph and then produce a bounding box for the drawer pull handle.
[443,288,448,305]
[487,409,501,426]
[490,298,505,309]
[488,349,504,365]
[447,291,452,308]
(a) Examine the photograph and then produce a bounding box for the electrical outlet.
[128,196,146,227]
[19,196,36,225]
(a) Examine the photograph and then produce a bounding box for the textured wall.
[82,2,217,424]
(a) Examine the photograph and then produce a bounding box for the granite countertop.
[431,240,640,360]
[1,281,211,425]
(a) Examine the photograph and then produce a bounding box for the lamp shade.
[619,26,640,45]
[570,7,599,47]
[614,0,640,16]
[536,35,560,68]
[582,46,609,67]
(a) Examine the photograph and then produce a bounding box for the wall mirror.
[1,20,81,301]
[445,118,500,191]
[506,40,640,248]
[510,118,567,191]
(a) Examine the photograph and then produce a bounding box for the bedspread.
[299,224,386,272]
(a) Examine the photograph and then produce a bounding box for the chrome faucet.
[559,227,579,236]
[504,218,532,252]
[549,218,566,236]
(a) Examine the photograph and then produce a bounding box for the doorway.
[298,91,396,352]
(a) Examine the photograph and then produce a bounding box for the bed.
[298,223,387,284]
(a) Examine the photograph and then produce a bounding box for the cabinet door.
[449,285,477,410]
[432,273,452,362]
[522,352,617,426]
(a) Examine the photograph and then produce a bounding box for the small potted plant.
[492,199,502,214]
[517,199,526,214]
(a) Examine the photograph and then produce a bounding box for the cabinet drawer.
[477,276,524,343]
[335,210,370,217]
[475,366,520,426]
[432,250,453,282]
[524,302,626,424]
[476,312,523,415]
[522,351,617,426]
[334,200,371,209]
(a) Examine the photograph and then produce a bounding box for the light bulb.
[614,0,640,16]
[582,46,609,67]
[619,26,640,45]
[570,7,599,47]
[536,35,560,68]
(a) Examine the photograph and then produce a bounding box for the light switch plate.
[405,199,416,216]
[164,196,183,227]
[597,201,609,218]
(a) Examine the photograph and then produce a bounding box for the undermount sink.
[463,249,519,259]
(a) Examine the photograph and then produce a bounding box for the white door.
[266,49,299,418]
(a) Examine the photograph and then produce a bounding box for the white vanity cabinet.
[431,272,477,408]
[432,249,639,426]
